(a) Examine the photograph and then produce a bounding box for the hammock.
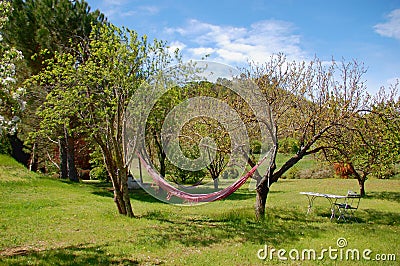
[137,153,268,203]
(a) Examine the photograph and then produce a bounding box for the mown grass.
[0,154,399,265]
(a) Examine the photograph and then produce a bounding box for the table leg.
[306,195,316,214]
[327,198,336,220]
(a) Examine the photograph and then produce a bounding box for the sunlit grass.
[0,155,399,265]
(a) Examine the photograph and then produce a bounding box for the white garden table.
[300,192,347,220]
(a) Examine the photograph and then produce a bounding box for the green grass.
[0,154,399,265]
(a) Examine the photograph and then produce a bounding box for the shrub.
[89,147,109,181]
[278,137,300,154]
[90,166,108,181]
[283,166,299,179]
[250,140,262,154]
[166,164,207,185]
[221,167,239,179]
[0,134,11,155]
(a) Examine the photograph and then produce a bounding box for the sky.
[86,0,400,94]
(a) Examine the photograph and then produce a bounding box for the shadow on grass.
[358,209,400,225]
[92,191,113,198]
[316,208,400,225]
[0,244,140,266]
[91,187,166,204]
[140,207,324,248]
[366,191,400,203]
[90,184,259,203]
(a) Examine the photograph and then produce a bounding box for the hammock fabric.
[138,153,267,203]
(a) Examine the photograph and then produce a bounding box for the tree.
[3,0,105,173]
[144,80,246,189]
[0,1,25,151]
[245,55,370,219]
[322,85,400,196]
[180,116,231,189]
[145,86,183,178]
[31,23,176,217]
[4,0,105,75]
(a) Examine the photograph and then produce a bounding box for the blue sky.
[87,0,400,93]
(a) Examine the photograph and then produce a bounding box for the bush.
[371,164,399,179]
[278,137,300,154]
[90,166,108,181]
[221,167,239,179]
[166,164,207,185]
[89,147,109,181]
[0,134,11,155]
[250,140,262,154]
[283,166,299,179]
[298,167,333,179]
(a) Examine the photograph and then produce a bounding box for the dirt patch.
[0,246,43,256]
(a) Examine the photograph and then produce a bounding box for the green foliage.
[3,0,105,75]
[166,165,207,185]
[0,134,11,154]
[90,166,108,181]
[89,147,108,181]
[221,167,239,179]
[250,140,262,154]
[30,22,155,159]
[371,164,399,179]
[282,165,299,179]
[1,0,107,173]
[144,82,237,181]
[28,21,179,216]
[322,88,400,186]
[278,137,300,154]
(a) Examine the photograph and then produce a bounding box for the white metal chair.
[335,190,361,222]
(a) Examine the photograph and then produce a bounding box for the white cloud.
[99,2,159,20]
[138,5,160,15]
[188,47,215,56]
[119,10,137,17]
[165,19,306,65]
[374,9,400,40]
[102,0,128,6]
[169,41,186,50]
[167,41,187,54]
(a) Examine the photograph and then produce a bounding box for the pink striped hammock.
[137,153,267,203]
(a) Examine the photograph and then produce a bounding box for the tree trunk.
[109,168,134,217]
[113,185,126,215]
[159,151,166,178]
[255,181,270,220]
[119,167,134,217]
[358,177,366,197]
[154,131,166,178]
[101,144,135,217]
[59,138,68,179]
[213,177,219,189]
[138,157,143,183]
[28,142,39,172]
[254,143,304,219]
[349,164,366,197]
[65,128,78,182]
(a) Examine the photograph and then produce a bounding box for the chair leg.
[335,205,346,222]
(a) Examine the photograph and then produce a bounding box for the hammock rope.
[137,153,268,203]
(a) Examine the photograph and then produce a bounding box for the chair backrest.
[346,190,361,209]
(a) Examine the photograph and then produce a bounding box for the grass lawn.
[0,154,399,265]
